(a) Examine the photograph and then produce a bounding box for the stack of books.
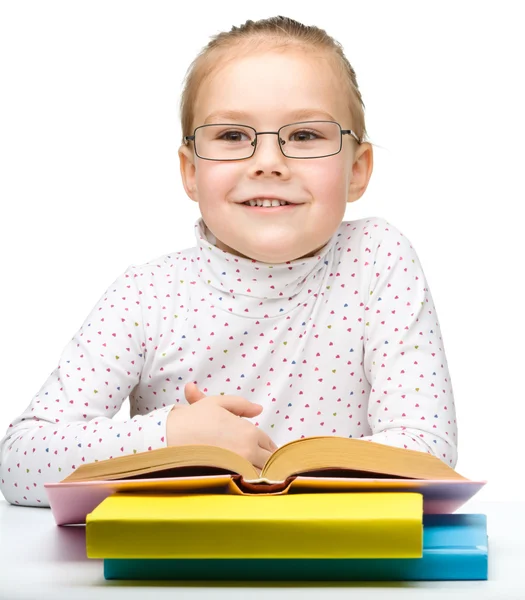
[44,436,488,581]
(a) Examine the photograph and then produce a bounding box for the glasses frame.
[183,120,362,161]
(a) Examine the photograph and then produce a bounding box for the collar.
[192,217,339,318]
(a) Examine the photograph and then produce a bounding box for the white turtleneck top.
[0,215,458,507]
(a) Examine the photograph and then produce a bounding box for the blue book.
[103,513,488,581]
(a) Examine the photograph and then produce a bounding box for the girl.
[0,15,457,507]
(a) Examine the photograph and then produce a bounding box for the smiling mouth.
[240,203,300,211]
[240,199,302,208]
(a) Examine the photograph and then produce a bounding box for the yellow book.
[86,492,423,559]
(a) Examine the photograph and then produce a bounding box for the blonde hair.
[179,15,370,147]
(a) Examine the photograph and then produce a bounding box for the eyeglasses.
[183,120,361,161]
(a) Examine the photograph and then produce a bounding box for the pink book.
[44,475,487,526]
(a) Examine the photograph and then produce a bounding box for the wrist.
[166,404,188,446]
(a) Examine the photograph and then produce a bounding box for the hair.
[179,15,371,148]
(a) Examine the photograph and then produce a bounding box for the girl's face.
[179,49,373,263]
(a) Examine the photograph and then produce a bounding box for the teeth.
[244,199,290,207]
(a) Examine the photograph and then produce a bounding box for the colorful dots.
[0,216,456,507]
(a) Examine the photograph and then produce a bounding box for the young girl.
[0,15,457,507]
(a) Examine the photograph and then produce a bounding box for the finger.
[251,446,273,472]
[258,432,279,453]
[214,395,263,418]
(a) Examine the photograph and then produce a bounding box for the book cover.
[86,492,424,559]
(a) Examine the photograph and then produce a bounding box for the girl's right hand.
[166,388,278,470]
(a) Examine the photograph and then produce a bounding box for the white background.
[0,1,523,501]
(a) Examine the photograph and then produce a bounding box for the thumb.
[184,382,207,405]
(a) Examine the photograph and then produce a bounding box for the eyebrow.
[203,108,337,125]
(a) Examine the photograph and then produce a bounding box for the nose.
[251,133,287,174]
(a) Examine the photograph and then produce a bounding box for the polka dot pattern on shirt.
[0,216,457,506]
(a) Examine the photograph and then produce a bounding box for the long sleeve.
[361,223,458,467]
[0,266,173,507]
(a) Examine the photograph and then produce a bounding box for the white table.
[0,497,523,599]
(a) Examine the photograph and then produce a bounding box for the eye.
[288,129,321,142]
[217,130,250,142]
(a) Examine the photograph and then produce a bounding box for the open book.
[46,436,486,525]
[61,435,467,484]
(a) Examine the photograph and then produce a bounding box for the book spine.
[103,553,488,581]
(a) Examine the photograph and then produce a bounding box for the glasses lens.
[279,121,341,158]
[194,121,341,160]
[195,125,256,160]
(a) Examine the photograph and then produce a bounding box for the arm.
[361,221,458,468]
[0,266,173,507]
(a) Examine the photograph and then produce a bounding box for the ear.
[347,142,374,203]
[178,143,199,203]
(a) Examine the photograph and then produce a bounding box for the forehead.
[202,107,338,126]
[195,50,349,126]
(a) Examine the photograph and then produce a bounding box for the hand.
[166,383,278,470]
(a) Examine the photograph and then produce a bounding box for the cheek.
[302,160,347,202]
[196,163,239,196]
